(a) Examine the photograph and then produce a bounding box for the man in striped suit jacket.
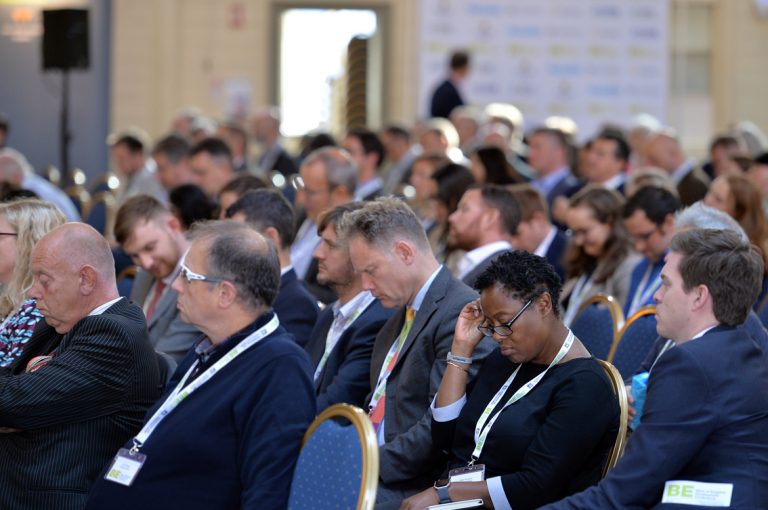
[0,223,162,510]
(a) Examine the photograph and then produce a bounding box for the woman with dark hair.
[168,184,215,231]
[470,146,524,185]
[401,251,619,510]
[562,186,640,325]
[429,162,475,266]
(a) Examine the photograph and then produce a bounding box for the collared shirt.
[625,256,665,317]
[354,177,383,201]
[533,226,557,258]
[531,166,569,198]
[290,219,321,280]
[457,241,512,279]
[143,263,182,316]
[670,158,695,185]
[88,297,123,317]
[598,172,626,191]
[280,265,294,277]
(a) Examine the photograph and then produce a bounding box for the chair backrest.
[288,404,378,510]
[85,191,117,237]
[596,359,628,477]
[65,185,92,215]
[570,294,625,360]
[608,306,657,379]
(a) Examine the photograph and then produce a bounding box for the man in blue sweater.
[87,220,316,510]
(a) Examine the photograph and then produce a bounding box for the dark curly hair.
[474,250,563,317]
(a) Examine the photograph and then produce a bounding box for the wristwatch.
[434,478,452,504]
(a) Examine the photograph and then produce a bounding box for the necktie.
[370,306,415,433]
[146,280,166,322]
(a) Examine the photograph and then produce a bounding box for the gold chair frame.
[608,305,656,363]
[301,403,379,510]
[596,359,629,477]
[575,294,626,352]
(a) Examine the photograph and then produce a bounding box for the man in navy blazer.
[543,228,768,509]
[306,203,394,412]
[227,188,319,347]
[87,221,316,510]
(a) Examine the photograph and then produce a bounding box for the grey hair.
[337,196,430,253]
[303,146,358,195]
[675,202,749,242]
[190,220,280,311]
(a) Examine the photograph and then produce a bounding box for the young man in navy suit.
[543,228,768,509]
[306,203,394,412]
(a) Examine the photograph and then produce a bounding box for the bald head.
[29,223,118,333]
[646,131,686,173]
[0,151,26,185]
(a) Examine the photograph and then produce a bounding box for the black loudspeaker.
[42,9,89,70]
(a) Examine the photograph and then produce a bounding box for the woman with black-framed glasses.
[401,251,619,510]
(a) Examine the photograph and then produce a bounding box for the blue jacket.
[274,268,320,348]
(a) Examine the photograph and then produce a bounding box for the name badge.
[104,448,147,487]
[661,480,733,507]
[449,464,485,482]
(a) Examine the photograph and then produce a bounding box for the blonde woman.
[0,199,66,366]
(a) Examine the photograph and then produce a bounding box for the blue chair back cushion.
[288,418,362,510]
[571,304,615,360]
[612,314,658,380]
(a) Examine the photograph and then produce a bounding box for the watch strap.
[435,484,452,504]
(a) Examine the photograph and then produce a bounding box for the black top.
[432,350,619,510]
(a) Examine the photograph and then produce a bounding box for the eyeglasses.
[178,258,223,284]
[477,298,534,337]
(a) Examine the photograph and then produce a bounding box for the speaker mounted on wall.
[42,9,90,71]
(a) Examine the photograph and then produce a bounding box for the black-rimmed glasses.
[477,298,533,337]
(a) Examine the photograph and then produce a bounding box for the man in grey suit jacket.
[115,195,201,362]
[0,223,161,510]
[342,197,494,504]
[449,184,520,287]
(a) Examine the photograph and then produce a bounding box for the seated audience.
[339,197,494,504]
[152,134,196,192]
[562,186,640,325]
[469,145,524,185]
[542,228,768,509]
[306,203,394,411]
[0,223,161,509]
[402,251,618,510]
[216,173,267,219]
[168,184,215,231]
[380,124,418,195]
[342,128,386,201]
[448,184,520,286]
[430,162,476,269]
[110,132,167,206]
[86,221,315,509]
[624,166,678,198]
[407,153,450,234]
[581,132,630,193]
[508,184,569,280]
[645,129,710,206]
[227,189,319,347]
[0,199,65,366]
[189,137,235,199]
[252,106,297,177]
[746,152,768,213]
[115,195,201,362]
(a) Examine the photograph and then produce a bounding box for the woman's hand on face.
[400,487,439,510]
[453,299,486,356]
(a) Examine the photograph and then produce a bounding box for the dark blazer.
[461,248,508,288]
[677,166,711,206]
[130,270,201,362]
[368,267,495,495]
[545,171,582,207]
[0,299,161,510]
[306,297,394,412]
[86,313,316,510]
[542,324,768,509]
[545,228,569,281]
[429,79,464,119]
[273,268,320,347]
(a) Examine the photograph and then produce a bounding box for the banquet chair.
[597,359,629,477]
[570,294,625,360]
[608,306,657,379]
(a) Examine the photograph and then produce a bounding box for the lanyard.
[470,329,575,464]
[368,310,413,415]
[313,308,363,382]
[627,264,660,317]
[563,274,593,326]
[130,314,280,453]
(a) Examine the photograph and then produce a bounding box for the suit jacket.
[545,228,569,281]
[86,312,316,510]
[0,298,161,510]
[545,171,582,207]
[461,249,508,288]
[430,79,464,119]
[274,268,320,347]
[306,298,394,412]
[677,166,711,206]
[130,270,201,362]
[542,325,768,509]
[367,267,495,492]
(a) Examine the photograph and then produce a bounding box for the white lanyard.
[563,274,593,326]
[130,314,280,453]
[313,308,363,382]
[627,264,660,317]
[368,312,413,414]
[470,329,575,464]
